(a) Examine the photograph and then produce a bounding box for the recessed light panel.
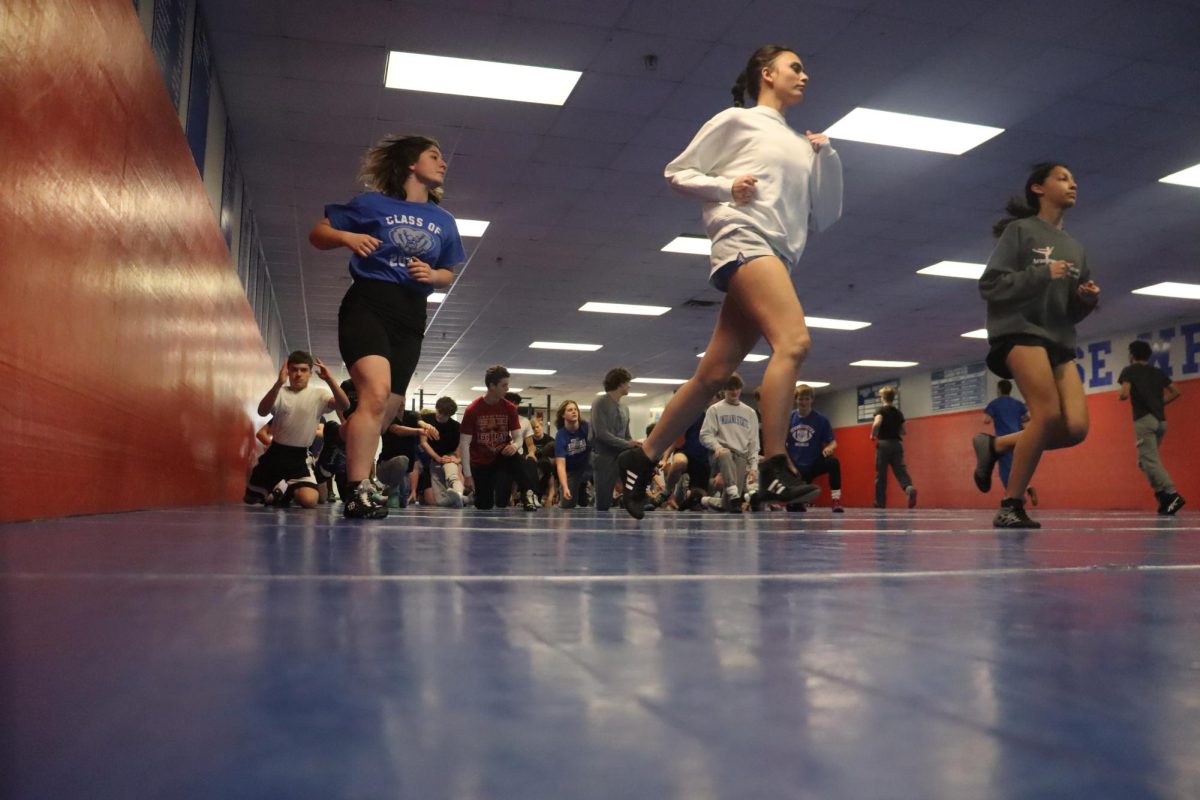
[385,52,581,105]
[529,342,603,351]
[661,236,712,255]
[1159,164,1200,188]
[825,108,1003,155]
[851,360,919,368]
[580,302,670,316]
[1132,282,1200,300]
[806,317,871,331]
[917,261,986,280]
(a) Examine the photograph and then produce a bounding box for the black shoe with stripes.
[759,455,821,505]
[617,447,656,520]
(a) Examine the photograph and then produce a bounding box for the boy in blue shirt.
[982,380,1037,505]
[785,384,843,512]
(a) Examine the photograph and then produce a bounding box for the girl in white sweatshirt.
[617,45,843,519]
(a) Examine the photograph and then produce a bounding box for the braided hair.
[992,162,1065,238]
[730,45,797,107]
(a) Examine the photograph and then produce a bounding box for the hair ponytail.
[730,45,797,107]
[992,161,1064,237]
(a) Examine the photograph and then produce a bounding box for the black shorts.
[986,334,1076,380]
[683,451,711,491]
[247,443,318,497]
[338,279,426,395]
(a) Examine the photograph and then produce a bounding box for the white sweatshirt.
[700,400,760,460]
[664,105,843,268]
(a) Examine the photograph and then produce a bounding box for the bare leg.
[345,355,406,483]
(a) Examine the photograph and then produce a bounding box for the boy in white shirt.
[245,351,350,508]
[699,374,760,512]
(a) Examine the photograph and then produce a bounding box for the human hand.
[805,130,829,152]
[1077,281,1101,305]
[407,258,434,283]
[1048,260,1074,280]
[342,232,381,258]
[731,175,758,204]
[500,443,517,457]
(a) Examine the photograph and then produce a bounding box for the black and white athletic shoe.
[759,454,820,505]
[993,497,1040,529]
[344,481,388,519]
[1161,493,1186,516]
[616,447,656,520]
[523,490,538,512]
[972,434,997,493]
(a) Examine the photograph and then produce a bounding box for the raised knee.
[356,383,390,417]
[694,371,729,398]
[1064,423,1088,447]
[774,332,812,364]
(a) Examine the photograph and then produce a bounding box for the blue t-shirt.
[323,192,466,293]
[554,422,591,473]
[984,395,1027,437]
[786,410,834,470]
[680,415,708,460]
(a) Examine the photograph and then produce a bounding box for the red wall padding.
[0,0,274,521]
[819,381,1198,510]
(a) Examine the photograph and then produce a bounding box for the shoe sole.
[972,434,993,493]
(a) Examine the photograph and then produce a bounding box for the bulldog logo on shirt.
[390,226,435,257]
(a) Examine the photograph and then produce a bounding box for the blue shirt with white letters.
[323,192,466,294]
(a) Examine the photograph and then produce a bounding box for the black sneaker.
[993,497,1040,529]
[1155,491,1168,514]
[759,455,820,505]
[243,489,265,505]
[1162,493,1186,516]
[972,434,997,493]
[786,502,808,513]
[344,481,389,519]
[680,488,705,511]
[522,489,538,512]
[617,447,656,520]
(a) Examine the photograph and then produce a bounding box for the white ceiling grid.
[202,0,1200,406]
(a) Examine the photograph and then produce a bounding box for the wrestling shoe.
[759,454,820,505]
[617,447,656,520]
[343,481,389,519]
[992,497,1040,529]
[972,434,997,493]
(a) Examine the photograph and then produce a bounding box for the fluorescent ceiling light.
[457,219,490,237]
[806,317,871,331]
[662,235,712,255]
[961,329,989,339]
[1159,164,1200,188]
[632,377,688,385]
[698,351,770,362]
[850,360,919,368]
[1132,282,1200,300]
[428,292,446,303]
[578,405,592,410]
[795,381,831,388]
[918,261,986,280]
[384,52,581,105]
[472,386,524,392]
[825,108,1004,155]
[597,392,647,397]
[506,368,557,375]
[529,341,602,352]
[580,301,670,316]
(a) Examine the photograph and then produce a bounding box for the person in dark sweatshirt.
[590,367,638,511]
[1118,339,1184,515]
[972,162,1101,529]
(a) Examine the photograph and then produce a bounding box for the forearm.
[308,220,349,251]
[459,436,473,477]
[328,378,351,412]
[257,382,283,417]
[429,268,454,289]
[556,458,568,487]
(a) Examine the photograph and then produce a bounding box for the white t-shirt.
[664,105,843,270]
[271,385,333,447]
[515,417,533,455]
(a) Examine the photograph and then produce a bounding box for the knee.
[693,369,729,398]
[294,488,318,509]
[825,455,840,468]
[355,382,390,418]
[1062,421,1088,447]
[772,331,812,365]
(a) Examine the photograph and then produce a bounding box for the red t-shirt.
[461,397,520,467]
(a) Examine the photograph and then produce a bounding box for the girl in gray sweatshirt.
[973,162,1101,529]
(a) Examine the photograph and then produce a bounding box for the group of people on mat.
[244,43,1185,526]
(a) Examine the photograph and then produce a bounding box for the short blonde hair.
[879,386,896,403]
[794,384,815,400]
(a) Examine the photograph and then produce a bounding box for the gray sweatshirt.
[979,216,1094,350]
[590,394,631,456]
[700,400,760,459]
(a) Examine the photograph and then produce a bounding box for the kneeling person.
[245,351,349,509]
[786,384,843,512]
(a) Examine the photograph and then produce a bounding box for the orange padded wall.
[823,380,1198,510]
[0,0,274,521]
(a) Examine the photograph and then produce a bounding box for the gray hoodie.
[979,216,1094,350]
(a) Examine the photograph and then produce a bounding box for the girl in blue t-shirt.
[553,400,593,509]
[308,135,466,519]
